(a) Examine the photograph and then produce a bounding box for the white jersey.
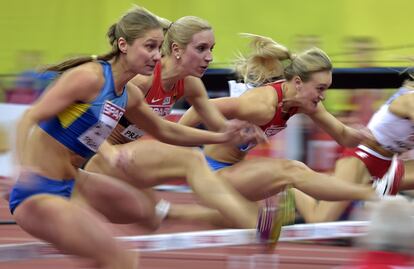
[367,87,414,153]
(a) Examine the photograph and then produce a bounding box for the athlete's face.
[179,30,215,77]
[126,28,163,75]
[295,70,332,109]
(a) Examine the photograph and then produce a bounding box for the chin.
[196,70,206,77]
[142,67,155,75]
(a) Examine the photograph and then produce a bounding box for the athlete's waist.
[204,145,246,164]
[361,139,394,158]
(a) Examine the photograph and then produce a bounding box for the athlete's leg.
[84,140,259,228]
[170,156,376,226]
[294,157,372,223]
[13,194,137,269]
[75,169,159,229]
[168,203,233,227]
[217,157,377,201]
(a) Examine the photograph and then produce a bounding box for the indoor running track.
[0,190,371,269]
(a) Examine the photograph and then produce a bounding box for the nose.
[319,93,325,101]
[153,50,162,61]
[205,51,213,62]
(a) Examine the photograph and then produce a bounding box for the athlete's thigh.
[218,157,292,201]
[334,157,371,185]
[120,139,202,187]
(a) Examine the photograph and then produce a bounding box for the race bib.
[78,101,125,152]
[121,124,146,141]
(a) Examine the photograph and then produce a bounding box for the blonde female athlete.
[166,34,384,226]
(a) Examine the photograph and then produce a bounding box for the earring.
[175,54,181,60]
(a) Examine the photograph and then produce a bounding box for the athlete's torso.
[205,80,297,163]
[108,62,185,144]
[367,87,414,154]
[39,61,128,159]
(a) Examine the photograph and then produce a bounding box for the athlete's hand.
[98,141,131,171]
[222,119,268,146]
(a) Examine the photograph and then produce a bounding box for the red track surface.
[0,190,386,269]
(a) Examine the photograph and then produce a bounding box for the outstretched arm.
[179,85,277,127]
[183,76,226,131]
[309,103,373,147]
[125,85,253,146]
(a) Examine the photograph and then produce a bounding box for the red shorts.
[340,145,392,180]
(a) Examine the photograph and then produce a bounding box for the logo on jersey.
[102,101,125,121]
[264,125,285,137]
[151,105,172,117]
[151,97,163,103]
[162,97,171,105]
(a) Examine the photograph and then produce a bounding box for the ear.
[171,42,180,54]
[118,37,128,54]
[171,42,183,59]
[293,76,302,90]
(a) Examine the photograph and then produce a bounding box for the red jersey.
[144,62,185,117]
[114,62,185,142]
[239,80,297,151]
[261,80,297,137]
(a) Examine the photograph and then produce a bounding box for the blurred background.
[1,0,414,72]
[1,0,414,175]
[1,2,414,267]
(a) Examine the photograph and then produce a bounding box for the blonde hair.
[162,16,212,56]
[284,47,332,82]
[46,5,161,73]
[234,33,332,86]
[234,33,291,86]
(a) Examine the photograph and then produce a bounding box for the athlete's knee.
[280,160,310,184]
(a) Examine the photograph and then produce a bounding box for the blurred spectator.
[345,36,384,125]
[338,197,414,268]
[292,34,322,51]
[7,50,57,104]
[14,50,57,90]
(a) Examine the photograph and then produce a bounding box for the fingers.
[254,125,269,144]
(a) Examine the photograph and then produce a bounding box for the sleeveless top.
[367,87,414,153]
[239,80,297,151]
[116,61,185,142]
[39,61,128,158]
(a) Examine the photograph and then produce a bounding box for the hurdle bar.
[0,220,368,262]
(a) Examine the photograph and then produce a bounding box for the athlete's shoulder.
[125,82,145,107]
[130,73,153,93]
[65,62,103,87]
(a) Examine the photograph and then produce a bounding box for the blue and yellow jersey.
[39,61,128,158]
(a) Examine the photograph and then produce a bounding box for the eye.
[196,45,207,52]
[145,44,157,50]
